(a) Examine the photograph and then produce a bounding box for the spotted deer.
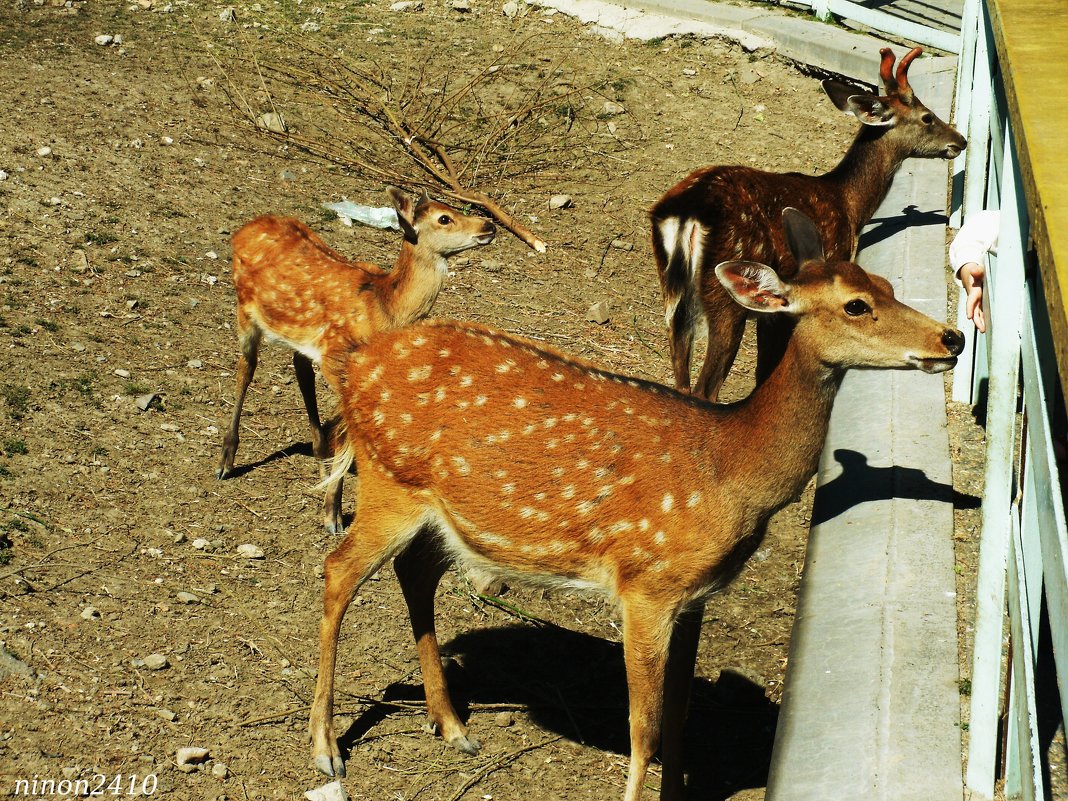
[308,208,964,800]
[216,187,495,533]
[651,46,966,400]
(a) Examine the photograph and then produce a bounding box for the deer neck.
[720,340,843,512]
[384,243,447,325]
[823,126,908,234]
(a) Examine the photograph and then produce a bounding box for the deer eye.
[921,112,934,125]
[438,214,453,225]
[845,299,871,317]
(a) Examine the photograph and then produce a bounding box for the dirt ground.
[0,2,981,800]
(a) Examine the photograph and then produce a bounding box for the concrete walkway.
[537,2,965,798]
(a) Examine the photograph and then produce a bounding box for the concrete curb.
[533,2,964,798]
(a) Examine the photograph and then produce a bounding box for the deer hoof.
[450,734,481,756]
[314,754,346,777]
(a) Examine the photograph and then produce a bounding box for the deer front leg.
[394,535,480,756]
[217,324,261,479]
[620,596,675,801]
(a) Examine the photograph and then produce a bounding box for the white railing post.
[950,0,981,228]
[965,121,1027,801]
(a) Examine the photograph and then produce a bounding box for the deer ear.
[842,94,895,126]
[823,79,869,111]
[387,186,419,244]
[715,261,792,313]
[782,207,825,265]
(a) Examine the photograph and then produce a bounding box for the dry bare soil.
[0,2,973,800]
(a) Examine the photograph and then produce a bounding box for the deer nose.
[945,135,967,159]
[942,328,965,355]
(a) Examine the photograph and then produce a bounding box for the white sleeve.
[949,210,1000,281]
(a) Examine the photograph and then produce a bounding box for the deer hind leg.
[755,315,797,387]
[293,351,330,463]
[667,291,696,394]
[658,601,705,801]
[655,215,700,394]
[217,318,262,479]
[310,478,428,777]
[692,297,746,403]
[320,413,346,535]
[620,596,675,801]
[394,534,480,756]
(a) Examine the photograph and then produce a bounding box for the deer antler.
[894,47,923,97]
[879,48,896,90]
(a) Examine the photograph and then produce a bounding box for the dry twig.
[213,32,628,252]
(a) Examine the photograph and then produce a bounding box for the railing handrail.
[955,2,1068,799]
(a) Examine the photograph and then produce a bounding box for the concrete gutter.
[533,0,939,81]
[765,63,964,801]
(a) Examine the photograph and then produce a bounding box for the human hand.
[959,261,986,333]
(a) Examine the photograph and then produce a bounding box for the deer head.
[821,47,967,160]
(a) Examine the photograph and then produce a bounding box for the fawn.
[307,208,963,800]
[650,47,966,400]
[216,187,495,532]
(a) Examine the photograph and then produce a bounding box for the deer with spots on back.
[651,46,966,401]
[216,187,495,532]
[307,208,964,800]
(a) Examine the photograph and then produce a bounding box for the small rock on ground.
[143,653,169,671]
[176,746,210,766]
[305,780,349,801]
[237,543,264,559]
[586,301,610,324]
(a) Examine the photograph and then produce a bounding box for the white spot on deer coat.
[662,493,674,513]
[407,365,432,382]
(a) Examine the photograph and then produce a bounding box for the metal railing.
[951,1,1068,798]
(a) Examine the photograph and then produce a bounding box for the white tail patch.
[659,216,707,328]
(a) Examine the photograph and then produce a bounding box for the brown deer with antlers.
[650,47,966,400]
[307,208,963,800]
[216,188,495,532]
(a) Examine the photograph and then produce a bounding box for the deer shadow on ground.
[342,623,778,800]
[812,448,980,526]
[219,441,314,480]
[857,204,948,252]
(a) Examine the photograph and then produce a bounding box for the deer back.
[331,236,961,602]
[232,215,389,361]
